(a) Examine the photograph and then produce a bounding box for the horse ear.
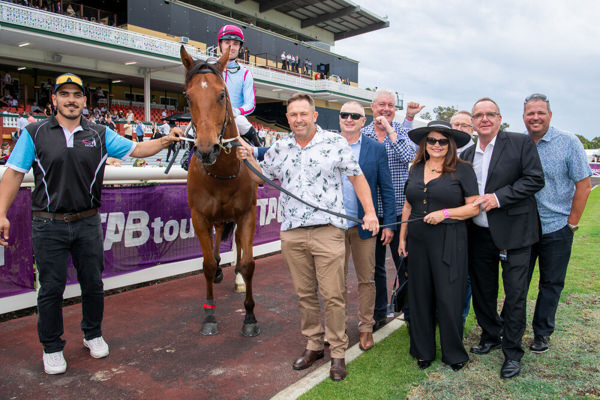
[180,45,194,71]
[216,47,230,73]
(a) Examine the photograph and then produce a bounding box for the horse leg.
[233,229,247,293]
[213,224,224,284]
[236,212,259,337]
[193,216,219,335]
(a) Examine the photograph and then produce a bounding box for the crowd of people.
[236,88,592,382]
[0,21,593,387]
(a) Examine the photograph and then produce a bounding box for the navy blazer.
[354,134,396,239]
[460,131,544,249]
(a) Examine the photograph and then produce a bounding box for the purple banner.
[1,183,282,296]
[590,163,600,176]
[0,188,34,297]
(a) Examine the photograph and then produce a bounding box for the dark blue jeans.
[33,213,104,353]
[527,224,574,336]
[374,215,402,319]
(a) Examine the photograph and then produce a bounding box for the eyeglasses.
[339,112,364,120]
[524,93,549,104]
[426,137,450,146]
[472,112,499,120]
[452,123,472,129]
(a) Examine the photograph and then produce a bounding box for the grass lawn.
[300,187,600,399]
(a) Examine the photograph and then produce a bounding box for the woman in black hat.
[398,120,479,371]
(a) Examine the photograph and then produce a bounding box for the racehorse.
[180,46,259,337]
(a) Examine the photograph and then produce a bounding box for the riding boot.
[242,126,261,147]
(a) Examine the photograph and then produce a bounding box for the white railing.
[0,2,202,60]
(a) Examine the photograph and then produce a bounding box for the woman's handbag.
[390,254,408,313]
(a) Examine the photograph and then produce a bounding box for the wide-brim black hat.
[408,120,472,148]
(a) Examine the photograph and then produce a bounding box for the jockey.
[217,24,261,146]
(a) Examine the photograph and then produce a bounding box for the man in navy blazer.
[460,98,544,379]
[339,101,396,351]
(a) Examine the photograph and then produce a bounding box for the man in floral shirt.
[237,93,379,382]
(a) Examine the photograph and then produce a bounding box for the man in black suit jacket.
[460,98,544,379]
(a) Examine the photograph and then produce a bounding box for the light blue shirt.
[532,126,592,234]
[342,135,362,228]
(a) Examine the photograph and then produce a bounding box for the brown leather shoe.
[330,358,347,381]
[292,349,324,370]
[359,332,374,351]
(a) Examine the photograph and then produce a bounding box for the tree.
[432,106,458,122]
[500,122,511,131]
[576,134,591,149]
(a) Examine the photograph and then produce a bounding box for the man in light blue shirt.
[340,101,395,352]
[523,93,592,353]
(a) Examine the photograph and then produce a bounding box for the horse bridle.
[183,60,242,179]
[184,61,240,154]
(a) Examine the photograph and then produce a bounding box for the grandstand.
[0,0,396,144]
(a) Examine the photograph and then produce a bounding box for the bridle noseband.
[185,60,241,178]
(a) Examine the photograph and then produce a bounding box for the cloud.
[336,0,600,138]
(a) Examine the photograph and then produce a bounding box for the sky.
[334,0,600,139]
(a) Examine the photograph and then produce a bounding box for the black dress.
[404,161,478,365]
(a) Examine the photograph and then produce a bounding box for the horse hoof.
[234,272,246,293]
[201,322,218,335]
[241,323,260,337]
[213,267,224,284]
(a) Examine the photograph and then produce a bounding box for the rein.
[229,142,423,229]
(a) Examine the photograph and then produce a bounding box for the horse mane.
[184,59,223,86]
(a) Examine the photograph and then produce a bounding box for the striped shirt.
[362,119,415,216]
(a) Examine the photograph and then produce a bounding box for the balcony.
[0,2,378,105]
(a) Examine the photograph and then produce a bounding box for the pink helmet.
[218,25,244,45]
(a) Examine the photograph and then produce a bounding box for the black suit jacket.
[460,131,544,250]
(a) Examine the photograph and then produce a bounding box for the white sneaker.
[43,351,67,375]
[83,336,109,358]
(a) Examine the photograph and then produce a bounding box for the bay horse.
[180,46,259,337]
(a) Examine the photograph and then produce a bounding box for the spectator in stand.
[136,120,144,142]
[27,113,35,124]
[123,122,133,140]
[66,4,76,17]
[287,53,293,72]
[126,109,134,125]
[16,112,29,139]
[0,142,10,165]
[281,51,287,70]
[295,55,300,73]
[44,102,53,117]
[161,109,167,120]
[3,71,12,96]
[31,101,43,114]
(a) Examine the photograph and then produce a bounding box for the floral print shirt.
[260,126,362,231]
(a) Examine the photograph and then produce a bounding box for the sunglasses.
[55,74,83,87]
[426,137,450,146]
[339,112,364,120]
[524,93,549,104]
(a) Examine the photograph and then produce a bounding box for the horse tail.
[222,221,236,242]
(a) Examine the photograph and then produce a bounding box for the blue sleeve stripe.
[106,127,135,159]
[6,127,35,171]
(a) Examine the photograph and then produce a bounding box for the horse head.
[180,46,233,165]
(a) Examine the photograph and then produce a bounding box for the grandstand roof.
[186,0,390,43]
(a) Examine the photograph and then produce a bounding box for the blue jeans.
[374,215,402,319]
[527,224,574,336]
[33,213,105,353]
